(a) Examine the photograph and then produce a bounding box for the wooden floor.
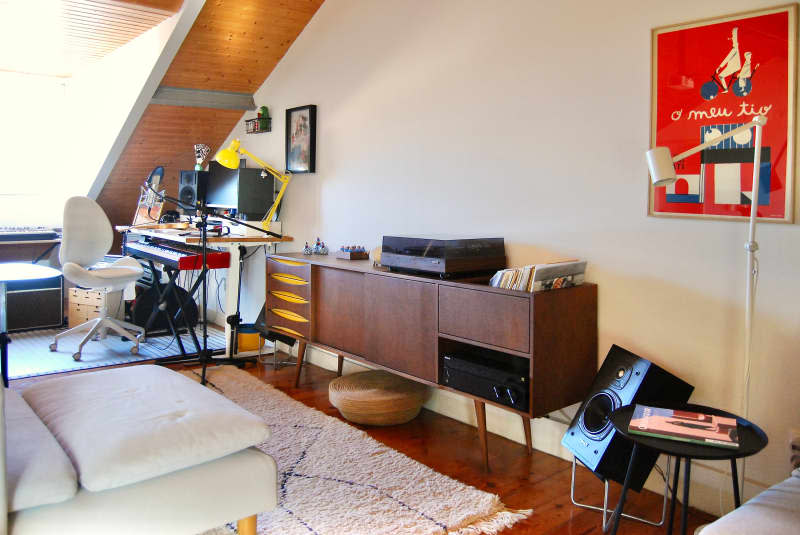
[243,357,717,535]
[10,356,717,534]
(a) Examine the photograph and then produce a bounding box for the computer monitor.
[205,161,239,209]
[203,161,274,220]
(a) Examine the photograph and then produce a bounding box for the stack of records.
[489,260,586,292]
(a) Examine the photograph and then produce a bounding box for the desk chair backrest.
[60,196,113,267]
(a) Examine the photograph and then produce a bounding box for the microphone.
[143,166,164,208]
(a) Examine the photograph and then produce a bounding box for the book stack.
[489,260,586,292]
[628,405,740,449]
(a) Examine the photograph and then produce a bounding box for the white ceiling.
[0,0,173,78]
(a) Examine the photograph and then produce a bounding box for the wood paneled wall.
[122,0,185,11]
[96,0,323,250]
[161,0,324,93]
[97,104,243,250]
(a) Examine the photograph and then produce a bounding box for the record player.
[380,235,505,276]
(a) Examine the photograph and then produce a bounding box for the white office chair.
[50,196,145,361]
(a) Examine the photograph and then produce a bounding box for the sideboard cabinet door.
[364,274,436,382]
[312,267,365,356]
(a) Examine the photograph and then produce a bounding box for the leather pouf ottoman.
[329,370,427,426]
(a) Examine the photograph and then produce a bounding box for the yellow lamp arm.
[236,146,292,230]
[261,173,290,229]
[237,146,284,180]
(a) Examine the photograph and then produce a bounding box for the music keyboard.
[0,226,59,242]
[124,240,230,271]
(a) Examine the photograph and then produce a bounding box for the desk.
[0,263,62,386]
[266,252,598,469]
[117,226,292,356]
[608,403,768,535]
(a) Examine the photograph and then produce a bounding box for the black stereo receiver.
[441,352,529,412]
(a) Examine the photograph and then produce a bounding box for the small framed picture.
[286,105,316,173]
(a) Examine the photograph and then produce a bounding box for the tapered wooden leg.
[337,354,344,377]
[293,340,307,388]
[237,514,257,535]
[474,399,489,472]
[521,415,532,454]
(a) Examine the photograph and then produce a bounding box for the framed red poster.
[650,4,797,222]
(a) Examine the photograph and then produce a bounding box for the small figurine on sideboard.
[336,245,369,260]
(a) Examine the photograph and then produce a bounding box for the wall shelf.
[245,117,271,134]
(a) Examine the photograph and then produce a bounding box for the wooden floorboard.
[242,356,718,535]
[10,356,718,534]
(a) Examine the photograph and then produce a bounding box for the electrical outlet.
[790,428,800,469]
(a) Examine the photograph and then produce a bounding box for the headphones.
[159,210,180,223]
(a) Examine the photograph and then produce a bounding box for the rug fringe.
[448,508,533,535]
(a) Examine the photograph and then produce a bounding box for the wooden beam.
[151,86,255,110]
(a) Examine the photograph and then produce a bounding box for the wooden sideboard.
[266,253,598,469]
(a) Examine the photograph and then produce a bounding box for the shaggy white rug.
[187,366,531,535]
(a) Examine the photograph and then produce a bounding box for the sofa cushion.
[22,365,269,492]
[5,389,78,511]
[699,468,800,534]
[8,447,277,535]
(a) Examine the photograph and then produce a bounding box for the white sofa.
[699,468,800,534]
[3,365,277,535]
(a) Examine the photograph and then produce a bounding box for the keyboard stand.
[141,260,212,360]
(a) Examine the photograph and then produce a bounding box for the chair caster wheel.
[130,346,139,355]
[72,352,82,361]
[49,343,57,352]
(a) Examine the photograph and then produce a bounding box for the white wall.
[68,0,205,201]
[221,0,800,516]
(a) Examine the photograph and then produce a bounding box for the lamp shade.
[646,147,677,187]
[214,139,242,169]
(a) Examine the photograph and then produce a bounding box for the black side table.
[608,403,767,535]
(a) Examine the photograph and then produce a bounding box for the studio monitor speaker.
[561,344,693,491]
[178,170,208,210]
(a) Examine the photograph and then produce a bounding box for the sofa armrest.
[700,469,800,534]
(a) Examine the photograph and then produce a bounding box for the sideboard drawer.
[267,290,310,319]
[267,273,311,300]
[266,307,310,340]
[268,257,311,282]
[438,286,530,353]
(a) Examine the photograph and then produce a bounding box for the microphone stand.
[150,187,282,385]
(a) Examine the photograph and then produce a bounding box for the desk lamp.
[214,139,291,232]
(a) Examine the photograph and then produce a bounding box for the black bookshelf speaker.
[178,170,208,209]
[561,344,694,491]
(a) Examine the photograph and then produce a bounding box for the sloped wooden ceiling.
[0,0,179,77]
[98,0,324,243]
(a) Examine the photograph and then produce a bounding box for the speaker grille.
[580,391,620,438]
[179,185,196,206]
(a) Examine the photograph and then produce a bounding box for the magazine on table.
[628,405,739,449]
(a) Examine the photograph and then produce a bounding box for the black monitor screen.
[205,161,238,208]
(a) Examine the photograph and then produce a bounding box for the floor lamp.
[646,114,767,499]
